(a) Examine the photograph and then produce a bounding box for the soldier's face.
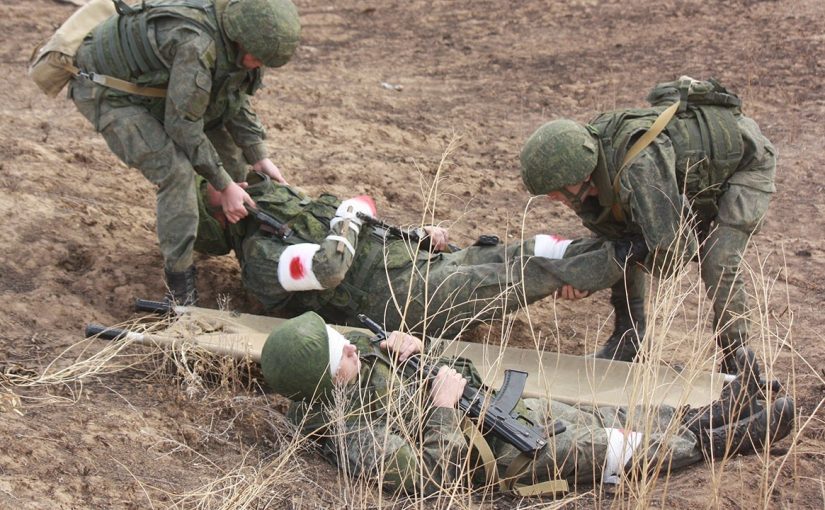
[546,183,584,209]
[334,343,361,385]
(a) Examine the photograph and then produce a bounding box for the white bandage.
[330,216,360,235]
[534,234,572,260]
[277,243,324,291]
[335,195,377,227]
[602,427,643,484]
[326,234,355,256]
[326,326,350,377]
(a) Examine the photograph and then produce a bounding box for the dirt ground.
[1,0,824,508]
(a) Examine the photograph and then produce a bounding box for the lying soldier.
[260,312,795,495]
[194,172,634,337]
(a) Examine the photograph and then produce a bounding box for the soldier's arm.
[224,95,269,166]
[159,25,233,191]
[622,138,697,277]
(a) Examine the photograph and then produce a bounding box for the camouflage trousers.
[492,398,703,486]
[69,78,248,272]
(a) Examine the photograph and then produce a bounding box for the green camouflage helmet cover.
[222,0,301,68]
[520,119,599,195]
[260,312,333,401]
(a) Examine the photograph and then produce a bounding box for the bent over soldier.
[257,312,794,496]
[193,173,635,338]
[520,78,777,373]
[69,0,300,304]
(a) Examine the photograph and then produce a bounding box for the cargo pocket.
[99,110,171,174]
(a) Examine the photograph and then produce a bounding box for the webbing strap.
[64,62,167,98]
[461,417,499,488]
[610,101,680,221]
[461,418,568,497]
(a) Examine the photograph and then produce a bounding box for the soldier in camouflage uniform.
[257,312,794,495]
[194,173,638,337]
[520,78,777,373]
[69,0,300,304]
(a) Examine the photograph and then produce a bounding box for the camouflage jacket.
[76,0,268,190]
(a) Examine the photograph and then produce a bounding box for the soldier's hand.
[555,284,590,301]
[381,331,423,361]
[220,181,256,224]
[423,226,450,252]
[253,158,287,185]
[431,366,466,408]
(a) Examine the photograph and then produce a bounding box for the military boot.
[683,347,762,434]
[594,280,646,362]
[699,396,795,460]
[164,265,198,306]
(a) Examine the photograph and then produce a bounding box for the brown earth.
[1,0,824,508]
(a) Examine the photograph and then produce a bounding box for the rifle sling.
[462,417,568,496]
[64,61,168,98]
[610,101,680,222]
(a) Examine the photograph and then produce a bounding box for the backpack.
[28,0,117,97]
[646,76,741,112]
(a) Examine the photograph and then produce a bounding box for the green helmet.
[260,312,333,401]
[520,119,599,195]
[222,0,301,68]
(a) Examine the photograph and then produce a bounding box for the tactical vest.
[585,96,744,237]
[85,0,261,128]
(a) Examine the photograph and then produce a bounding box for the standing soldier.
[520,78,777,373]
[69,0,300,304]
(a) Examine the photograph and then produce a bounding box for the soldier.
[69,0,301,304]
[259,311,795,495]
[520,78,777,373]
[194,172,634,338]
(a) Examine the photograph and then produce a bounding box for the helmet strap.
[558,180,593,213]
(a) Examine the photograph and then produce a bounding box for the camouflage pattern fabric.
[287,332,703,494]
[195,177,629,337]
[70,1,271,272]
[566,113,776,350]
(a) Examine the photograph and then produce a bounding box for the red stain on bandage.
[289,257,305,279]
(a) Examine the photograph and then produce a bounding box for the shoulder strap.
[64,61,167,97]
[610,101,680,222]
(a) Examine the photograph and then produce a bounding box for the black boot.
[699,396,795,460]
[683,347,763,434]
[164,265,198,306]
[594,280,646,362]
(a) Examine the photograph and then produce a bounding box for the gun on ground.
[357,314,563,454]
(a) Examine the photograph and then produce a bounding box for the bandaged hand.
[423,226,450,252]
[380,331,423,362]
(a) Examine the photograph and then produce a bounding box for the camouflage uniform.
[281,324,703,494]
[70,0,274,273]
[566,113,775,358]
[194,175,623,337]
[521,81,777,364]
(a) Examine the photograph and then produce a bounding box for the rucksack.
[646,76,741,112]
[28,0,117,97]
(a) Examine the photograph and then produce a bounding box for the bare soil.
[1,0,823,508]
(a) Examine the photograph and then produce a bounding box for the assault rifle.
[357,314,562,454]
[356,212,461,253]
[245,204,293,239]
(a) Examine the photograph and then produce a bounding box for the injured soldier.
[193,172,632,337]
[258,312,795,496]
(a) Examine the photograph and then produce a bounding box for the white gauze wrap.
[534,234,572,260]
[602,427,643,484]
[334,196,377,230]
[326,326,350,377]
[277,243,324,291]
